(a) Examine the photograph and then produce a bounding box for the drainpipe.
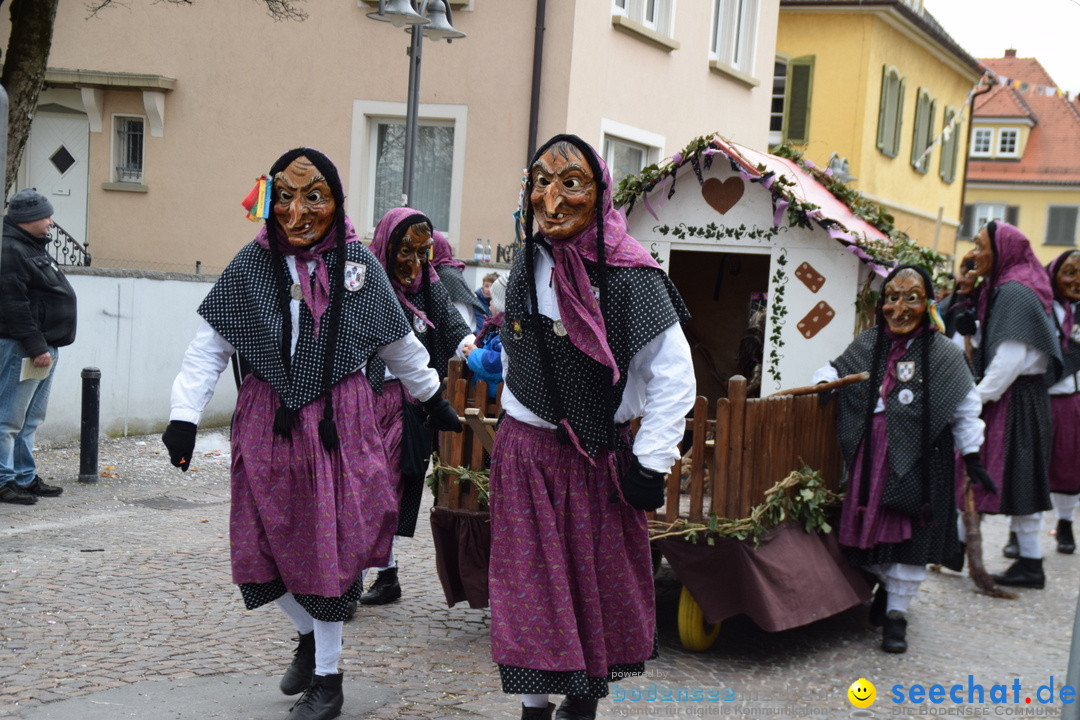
[527,0,546,164]
[957,77,993,259]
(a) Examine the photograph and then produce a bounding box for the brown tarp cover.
[430,506,491,609]
[655,522,871,631]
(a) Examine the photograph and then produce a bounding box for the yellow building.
[956,50,1080,266]
[775,0,982,258]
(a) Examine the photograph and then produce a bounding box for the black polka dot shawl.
[197,240,412,410]
[503,256,690,458]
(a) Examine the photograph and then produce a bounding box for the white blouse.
[499,245,696,474]
[170,256,440,424]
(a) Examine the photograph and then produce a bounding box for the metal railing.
[46,220,91,266]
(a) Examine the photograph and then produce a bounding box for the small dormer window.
[972,128,992,157]
[998,129,1019,157]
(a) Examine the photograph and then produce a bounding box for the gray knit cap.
[6,188,54,223]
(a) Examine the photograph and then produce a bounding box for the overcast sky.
[921,0,1080,96]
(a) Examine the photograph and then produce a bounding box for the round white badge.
[898,388,914,405]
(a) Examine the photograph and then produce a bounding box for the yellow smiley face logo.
[848,678,876,708]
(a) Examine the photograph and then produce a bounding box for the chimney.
[1005,49,1017,58]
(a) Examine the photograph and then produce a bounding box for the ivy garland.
[426,453,490,508]
[654,222,784,243]
[614,135,954,288]
[767,250,789,385]
[648,464,841,547]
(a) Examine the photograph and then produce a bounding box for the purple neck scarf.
[879,325,925,401]
[368,207,440,330]
[978,222,1054,324]
[254,217,359,337]
[538,147,659,383]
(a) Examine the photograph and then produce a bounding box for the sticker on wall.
[701,177,744,215]
[796,301,836,339]
[794,261,826,293]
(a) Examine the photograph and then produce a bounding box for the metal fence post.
[78,367,101,483]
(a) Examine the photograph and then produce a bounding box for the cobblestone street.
[1,431,1077,719]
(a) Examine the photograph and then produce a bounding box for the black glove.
[954,310,977,337]
[619,456,666,512]
[162,420,197,471]
[963,452,997,494]
[420,392,462,432]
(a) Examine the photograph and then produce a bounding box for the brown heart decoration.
[701,177,744,215]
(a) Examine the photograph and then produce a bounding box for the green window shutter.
[784,56,815,144]
[877,65,889,152]
[940,108,957,183]
[1006,206,1019,226]
[1046,207,1080,246]
[892,78,906,157]
[911,92,928,169]
[960,204,974,238]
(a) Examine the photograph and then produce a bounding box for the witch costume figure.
[430,229,488,333]
[360,207,475,606]
[814,266,988,653]
[963,221,1062,587]
[1045,250,1080,554]
[491,134,695,720]
[161,148,460,720]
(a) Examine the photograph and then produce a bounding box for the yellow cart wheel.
[677,586,720,652]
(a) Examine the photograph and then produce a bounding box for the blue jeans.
[0,338,57,488]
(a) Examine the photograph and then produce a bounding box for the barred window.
[114,116,144,184]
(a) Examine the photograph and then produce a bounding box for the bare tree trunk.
[2,0,59,195]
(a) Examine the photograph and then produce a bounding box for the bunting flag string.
[978,63,1077,101]
[915,66,1077,165]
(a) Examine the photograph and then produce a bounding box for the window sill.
[611,15,680,52]
[102,182,148,193]
[708,61,759,88]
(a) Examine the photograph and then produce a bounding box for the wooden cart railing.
[435,359,852,519]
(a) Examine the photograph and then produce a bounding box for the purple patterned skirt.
[1050,393,1080,494]
[839,414,912,550]
[489,416,655,697]
[229,371,396,621]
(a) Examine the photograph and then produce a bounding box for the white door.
[24,112,90,248]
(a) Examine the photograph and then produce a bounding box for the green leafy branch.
[426,453,490,507]
[648,464,841,546]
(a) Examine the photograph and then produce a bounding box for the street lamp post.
[367,0,465,208]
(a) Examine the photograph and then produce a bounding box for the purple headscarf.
[368,207,440,329]
[528,136,660,383]
[254,217,359,338]
[1048,249,1080,348]
[977,221,1054,324]
[430,230,465,272]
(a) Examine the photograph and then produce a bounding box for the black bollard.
[79,367,101,483]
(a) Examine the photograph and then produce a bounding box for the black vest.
[502,246,689,457]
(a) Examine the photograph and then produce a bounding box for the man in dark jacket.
[0,189,77,504]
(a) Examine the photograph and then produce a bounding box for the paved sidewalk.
[1,431,1078,719]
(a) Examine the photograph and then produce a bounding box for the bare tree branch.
[85,0,306,21]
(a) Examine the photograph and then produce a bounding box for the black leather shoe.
[942,542,966,573]
[1057,520,1075,555]
[868,584,887,627]
[343,600,358,621]
[881,611,907,653]
[522,703,555,720]
[0,483,37,505]
[1003,532,1019,559]
[280,631,316,696]
[25,476,63,497]
[360,567,401,605]
[289,672,343,720]
[993,557,1046,589]
[556,696,598,720]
